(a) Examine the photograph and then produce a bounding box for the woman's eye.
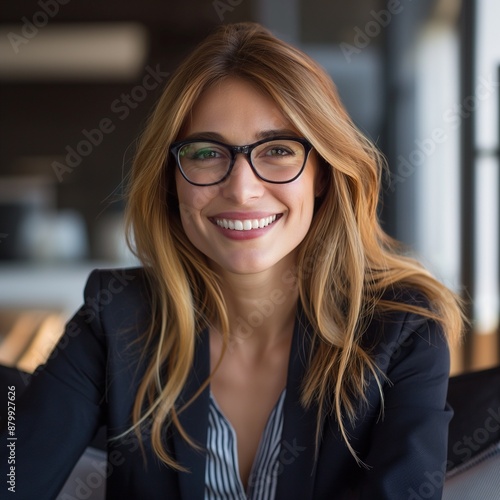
[193,149,220,159]
[179,143,227,161]
[266,146,294,157]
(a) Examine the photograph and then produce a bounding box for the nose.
[220,153,264,203]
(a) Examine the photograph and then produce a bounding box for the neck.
[212,260,299,353]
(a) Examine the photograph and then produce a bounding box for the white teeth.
[216,214,277,231]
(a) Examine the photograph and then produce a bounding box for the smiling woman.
[0,22,464,500]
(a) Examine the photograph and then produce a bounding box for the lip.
[208,212,283,240]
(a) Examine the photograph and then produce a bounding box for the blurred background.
[0,0,498,375]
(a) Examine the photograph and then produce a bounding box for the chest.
[209,343,290,488]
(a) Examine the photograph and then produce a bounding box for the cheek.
[175,174,220,227]
[289,174,317,213]
[296,179,318,229]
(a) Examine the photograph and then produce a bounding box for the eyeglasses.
[170,136,313,186]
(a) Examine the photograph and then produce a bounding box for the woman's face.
[175,77,320,276]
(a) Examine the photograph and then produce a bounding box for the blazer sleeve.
[358,315,452,499]
[0,270,107,500]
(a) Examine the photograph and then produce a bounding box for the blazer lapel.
[275,308,319,500]
[172,328,210,500]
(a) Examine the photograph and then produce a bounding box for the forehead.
[180,77,297,142]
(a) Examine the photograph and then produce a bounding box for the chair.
[443,365,500,499]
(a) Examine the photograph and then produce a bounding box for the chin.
[209,254,277,275]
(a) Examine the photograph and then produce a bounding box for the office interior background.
[0,0,498,375]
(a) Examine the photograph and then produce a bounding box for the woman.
[1,22,462,499]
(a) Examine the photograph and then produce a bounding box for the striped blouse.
[204,390,286,500]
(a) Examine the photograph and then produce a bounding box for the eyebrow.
[180,129,300,143]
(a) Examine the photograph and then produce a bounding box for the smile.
[214,214,279,231]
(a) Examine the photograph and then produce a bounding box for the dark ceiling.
[1,0,389,44]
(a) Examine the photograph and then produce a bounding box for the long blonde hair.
[124,22,463,467]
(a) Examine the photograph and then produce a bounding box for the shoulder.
[84,266,148,293]
[83,267,150,308]
[79,267,152,339]
[363,286,449,375]
[370,284,440,333]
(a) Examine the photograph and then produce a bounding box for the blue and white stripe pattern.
[204,390,286,500]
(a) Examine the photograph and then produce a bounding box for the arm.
[359,316,452,499]
[0,270,107,500]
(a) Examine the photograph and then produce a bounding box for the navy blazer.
[0,268,452,499]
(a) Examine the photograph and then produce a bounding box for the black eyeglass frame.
[170,136,313,186]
